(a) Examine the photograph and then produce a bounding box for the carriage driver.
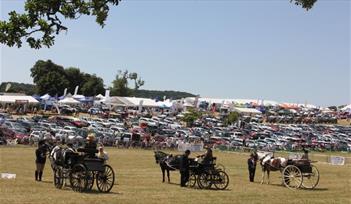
[197,148,214,167]
[84,133,98,158]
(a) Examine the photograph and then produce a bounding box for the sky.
[0,0,350,106]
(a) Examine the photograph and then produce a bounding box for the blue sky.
[0,0,350,106]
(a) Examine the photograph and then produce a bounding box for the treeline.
[0,59,195,100]
[134,89,195,100]
[0,82,195,100]
[0,82,36,95]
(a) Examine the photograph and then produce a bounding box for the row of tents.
[0,93,350,113]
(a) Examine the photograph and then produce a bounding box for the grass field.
[1,147,350,204]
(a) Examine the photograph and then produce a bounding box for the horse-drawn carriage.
[154,151,229,190]
[51,147,115,193]
[187,157,229,190]
[282,159,319,190]
[256,151,319,190]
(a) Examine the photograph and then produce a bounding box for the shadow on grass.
[165,182,232,191]
[263,183,328,191]
[82,189,121,195]
[39,180,52,184]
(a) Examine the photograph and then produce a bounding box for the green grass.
[1,146,350,204]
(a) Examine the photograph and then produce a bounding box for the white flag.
[74,86,79,95]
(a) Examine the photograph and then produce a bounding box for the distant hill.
[0,82,36,95]
[133,89,196,100]
[0,82,195,99]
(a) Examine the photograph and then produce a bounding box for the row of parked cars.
[0,110,350,152]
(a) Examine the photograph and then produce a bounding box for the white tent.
[0,95,39,104]
[72,95,85,100]
[233,107,262,114]
[95,94,105,99]
[157,100,173,108]
[40,94,51,100]
[124,97,158,107]
[59,97,80,104]
[341,104,351,111]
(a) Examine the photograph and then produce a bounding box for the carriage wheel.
[70,164,88,192]
[213,170,229,190]
[54,167,64,189]
[197,172,212,189]
[186,172,197,188]
[282,165,303,189]
[86,171,95,191]
[301,165,320,189]
[96,165,115,193]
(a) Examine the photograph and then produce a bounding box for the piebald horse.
[255,151,288,184]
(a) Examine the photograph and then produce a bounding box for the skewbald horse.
[254,151,288,184]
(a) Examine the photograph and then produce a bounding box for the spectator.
[247,153,257,182]
[179,150,191,187]
[35,140,47,181]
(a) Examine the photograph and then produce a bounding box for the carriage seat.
[77,147,98,154]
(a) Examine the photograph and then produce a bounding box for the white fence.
[177,141,204,152]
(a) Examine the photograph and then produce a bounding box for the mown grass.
[0,146,350,204]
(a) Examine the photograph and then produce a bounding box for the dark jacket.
[84,141,98,157]
[36,146,47,164]
[179,155,189,171]
[247,158,256,169]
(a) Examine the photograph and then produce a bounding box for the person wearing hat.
[84,133,98,158]
[179,149,191,187]
[247,153,257,182]
[35,140,48,181]
[197,148,213,168]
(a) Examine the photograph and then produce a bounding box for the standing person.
[247,153,257,182]
[35,140,47,181]
[179,150,191,187]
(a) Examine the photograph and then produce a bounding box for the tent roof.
[96,94,105,99]
[124,97,158,107]
[0,95,39,104]
[59,97,80,104]
[40,94,51,100]
[233,107,262,114]
[341,104,351,111]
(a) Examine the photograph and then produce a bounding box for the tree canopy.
[0,0,317,49]
[30,60,104,96]
[110,70,145,97]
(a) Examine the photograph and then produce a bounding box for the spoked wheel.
[213,170,229,190]
[70,164,88,192]
[96,165,115,193]
[301,165,319,189]
[54,167,64,189]
[282,165,303,189]
[186,172,197,188]
[197,172,212,189]
[86,171,95,191]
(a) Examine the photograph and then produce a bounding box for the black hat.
[185,150,191,154]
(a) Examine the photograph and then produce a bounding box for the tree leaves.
[0,0,121,49]
[111,70,145,96]
[30,60,104,96]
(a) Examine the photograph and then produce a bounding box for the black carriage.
[187,157,229,190]
[282,159,319,190]
[53,148,115,193]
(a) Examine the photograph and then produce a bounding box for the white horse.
[255,151,288,184]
